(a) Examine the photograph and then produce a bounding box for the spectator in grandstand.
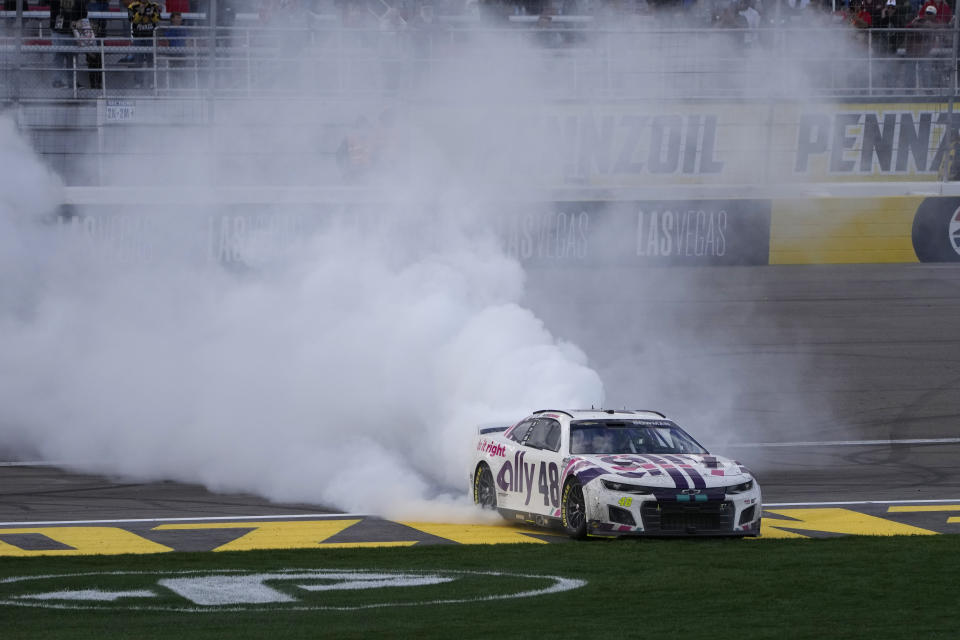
[845,0,873,27]
[906,4,946,90]
[163,11,187,50]
[841,0,874,90]
[877,0,912,88]
[738,0,761,48]
[49,0,88,89]
[70,16,103,90]
[533,5,566,48]
[878,0,912,40]
[161,11,189,87]
[713,1,748,46]
[81,1,107,90]
[860,0,884,25]
[123,0,162,89]
[917,0,951,22]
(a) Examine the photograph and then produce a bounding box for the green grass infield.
[1,535,958,639]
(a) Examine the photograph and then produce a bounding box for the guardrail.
[59,181,960,206]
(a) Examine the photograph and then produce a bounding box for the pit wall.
[497,196,959,266]
[57,195,960,266]
[770,197,924,265]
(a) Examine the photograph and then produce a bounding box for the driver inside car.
[591,432,615,453]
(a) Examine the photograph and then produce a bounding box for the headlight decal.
[725,480,755,494]
[601,479,654,494]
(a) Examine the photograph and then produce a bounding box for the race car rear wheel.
[473,464,497,509]
[561,479,587,539]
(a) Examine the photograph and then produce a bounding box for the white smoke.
[0,95,603,521]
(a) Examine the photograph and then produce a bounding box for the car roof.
[531,409,667,421]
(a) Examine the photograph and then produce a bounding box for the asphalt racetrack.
[2,263,959,550]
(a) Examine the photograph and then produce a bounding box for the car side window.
[526,419,561,452]
[544,420,561,452]
[525,420,546,449]
[507,420,535,444]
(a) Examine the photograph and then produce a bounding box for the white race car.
[471,409,762,538]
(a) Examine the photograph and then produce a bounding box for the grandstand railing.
[2,20,960,101]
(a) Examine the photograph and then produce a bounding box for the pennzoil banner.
[483,102,958,186]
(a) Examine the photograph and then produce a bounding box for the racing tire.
[473,464,497,510]
[561,479,587,540]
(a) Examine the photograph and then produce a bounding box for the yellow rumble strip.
[0,507,956,556]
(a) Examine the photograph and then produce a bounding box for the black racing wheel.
[473,464,497,509]
[561,479,587,539]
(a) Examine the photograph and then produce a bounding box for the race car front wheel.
[473,464,497,509]
[561,479,587,539]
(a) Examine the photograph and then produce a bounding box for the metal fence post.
[153,30,158,96]
[13,0,23,102]
[944,17,959,182]
[208,0,218,122]
[209,0,218,90]
[72,51,78,98]
[99,35,105,97]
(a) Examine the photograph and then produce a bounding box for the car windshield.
[569,420,708,455]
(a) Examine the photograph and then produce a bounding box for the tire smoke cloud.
[0,31,607,520]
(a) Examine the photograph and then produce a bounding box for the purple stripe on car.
[634,454,683,489]
[645,454,690,489]
[665,467,689,489]
[663,454,707,489]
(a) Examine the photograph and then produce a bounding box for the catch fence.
[1,16,960,100]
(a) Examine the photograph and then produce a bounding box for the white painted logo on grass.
[158,572,455,605]
[0,569,586,612]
